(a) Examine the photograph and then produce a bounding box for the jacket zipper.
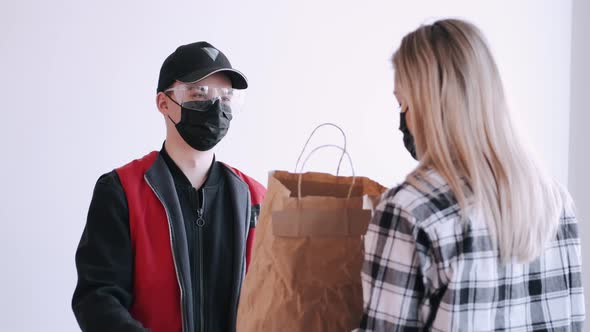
[196,189,206,332]
[145,177,187,332]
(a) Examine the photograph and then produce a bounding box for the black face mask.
[399,111,417,160]
[167,98,232,151]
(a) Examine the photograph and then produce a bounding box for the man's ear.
[156,92,169,115]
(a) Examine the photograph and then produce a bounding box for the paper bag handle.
[297,144,357,200]
[294,123,347,176]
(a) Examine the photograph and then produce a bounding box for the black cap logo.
[202,47,220,61]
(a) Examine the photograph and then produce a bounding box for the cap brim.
[178,68,248,89]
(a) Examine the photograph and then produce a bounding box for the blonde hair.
[393,19,564,263]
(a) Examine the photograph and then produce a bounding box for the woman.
[359,19,584,331]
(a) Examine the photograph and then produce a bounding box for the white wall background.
[0,0,576,331]
[569,0,590,319]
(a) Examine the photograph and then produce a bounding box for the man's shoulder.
[96,170,122,187]
[220,164,261,185]
[116,151,160,173]
[219,163,266,203]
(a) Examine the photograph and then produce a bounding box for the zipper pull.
[195,208,205,227]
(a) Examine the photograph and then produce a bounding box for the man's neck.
[164,137,214,189]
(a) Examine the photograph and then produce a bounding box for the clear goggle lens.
[165,84,245,112]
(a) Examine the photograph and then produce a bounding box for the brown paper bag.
[237,170,387,332]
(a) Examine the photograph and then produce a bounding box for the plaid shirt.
[358,170,585,331]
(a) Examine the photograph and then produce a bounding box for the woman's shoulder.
[378,169,458,224]
[553,182,578,231]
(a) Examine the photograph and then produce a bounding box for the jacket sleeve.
[245,203,261,273]
[245,177,266,273]
[72,172,149,332]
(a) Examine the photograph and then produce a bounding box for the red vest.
[116,151,264,332]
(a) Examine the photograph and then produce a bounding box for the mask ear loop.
[163,93,183,125]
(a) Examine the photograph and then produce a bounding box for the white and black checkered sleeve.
[358,190,432,331]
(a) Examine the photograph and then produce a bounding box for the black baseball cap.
[157,41,248,93]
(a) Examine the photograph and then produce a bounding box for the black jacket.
[72,148,262,332]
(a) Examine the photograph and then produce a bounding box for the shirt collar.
[160,142,222,189]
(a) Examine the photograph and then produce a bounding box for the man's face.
[158,72,233,123]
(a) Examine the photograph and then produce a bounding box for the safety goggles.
[165,83,245,112]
